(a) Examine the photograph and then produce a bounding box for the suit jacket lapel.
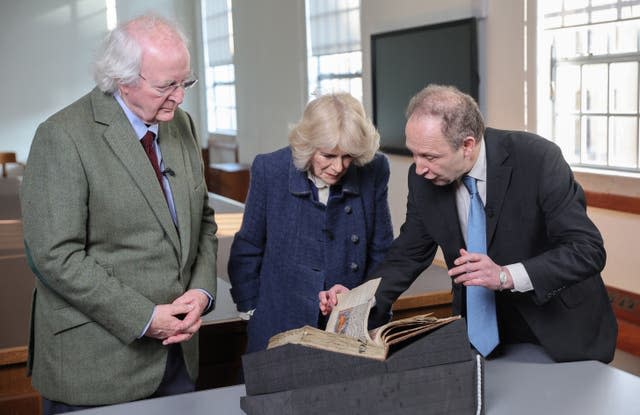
[91,88,181,252]
[417,171,463,259]
[484,130,512,248]
[437,183,465,255]
[158,122,191,267]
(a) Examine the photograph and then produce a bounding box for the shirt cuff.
[506,263,534,292]
[139,306,156,338]
[196,288,215,314]
[238,309,255,321]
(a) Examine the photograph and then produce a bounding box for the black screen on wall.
[372,18,479,155]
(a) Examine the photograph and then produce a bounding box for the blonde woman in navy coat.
[229,93,394,352]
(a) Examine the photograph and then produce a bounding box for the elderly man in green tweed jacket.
[20,14,217,414]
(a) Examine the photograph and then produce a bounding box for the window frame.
[539,1,640,175]
[201,0,237,135]
[305,0,363,101]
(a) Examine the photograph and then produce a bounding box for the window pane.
[555,115,581,164]
[307,0,362,101]
[592,0,617,6]
[621,5,640,19]
[564,0,589,10]
[581,64,608,113]
[609,116,638,168]
[556,65,581,112]
[612,21,640,54]
[215,84,236,106]
[588,25,611,55]
[591,8,618,23]
[544,15,562,29]
[581,116,608,165]
[564,11,588,26]
[349,51,362,73]
[542,1,562,14]
[206,89,216,132]
[203,0,236,133]
[553,29,587,58]
[308,0,360,55]
[213,64,234,83]
[609,62,638,113]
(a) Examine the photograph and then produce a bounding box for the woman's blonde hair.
[289,93,380,171]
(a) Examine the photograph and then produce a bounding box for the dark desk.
[69,344,640,415]
[0,177,32,349]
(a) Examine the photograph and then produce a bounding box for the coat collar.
[90,87,181,254]
[288,154,361,198]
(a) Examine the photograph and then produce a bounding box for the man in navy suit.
[321,84,617,363]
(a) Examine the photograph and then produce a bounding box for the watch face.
[499,271,507,286]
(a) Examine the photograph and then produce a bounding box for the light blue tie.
[462,175,499,357]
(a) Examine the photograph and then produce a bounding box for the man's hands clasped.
[145,289,209,345]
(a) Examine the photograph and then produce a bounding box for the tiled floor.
[611,349,640,377]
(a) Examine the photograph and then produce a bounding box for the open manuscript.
[267,278,460,360]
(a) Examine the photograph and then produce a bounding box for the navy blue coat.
[229,147,393,352]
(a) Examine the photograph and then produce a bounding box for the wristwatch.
[498,270,508,291]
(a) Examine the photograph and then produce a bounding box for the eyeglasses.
[138,73,198,96]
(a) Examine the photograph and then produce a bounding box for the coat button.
[344,206,352,214]
[350,262,359,272]
[351,234,359,243]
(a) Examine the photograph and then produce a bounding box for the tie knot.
[462,175,478,195]
[142,130,155,145]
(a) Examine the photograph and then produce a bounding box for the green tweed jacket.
[20,87,218,405]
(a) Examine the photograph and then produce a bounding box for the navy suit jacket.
[370,128,617,363]
[229,147,393,352]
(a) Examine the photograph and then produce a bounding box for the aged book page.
[325,278,380,339]
[267,278,460,360]
[268,325,388,360]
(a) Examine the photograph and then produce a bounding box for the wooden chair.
[0,152,20,178]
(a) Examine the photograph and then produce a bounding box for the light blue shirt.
[114,93,178,226]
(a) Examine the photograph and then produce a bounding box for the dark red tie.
[141,130,167,199]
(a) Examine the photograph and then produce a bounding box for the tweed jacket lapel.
[158,121,192,267]
[90,88,180,252]
[484,129,513,249]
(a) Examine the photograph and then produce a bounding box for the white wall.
[1,0,106,162]
[232,0,308,163]
[0,0,205,163]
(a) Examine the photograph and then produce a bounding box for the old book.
[243,318,474,396]
[267,278,460,360]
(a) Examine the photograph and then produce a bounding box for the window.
[305,0,362,101]
[539,0,640,173]
[202,0,236,133]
